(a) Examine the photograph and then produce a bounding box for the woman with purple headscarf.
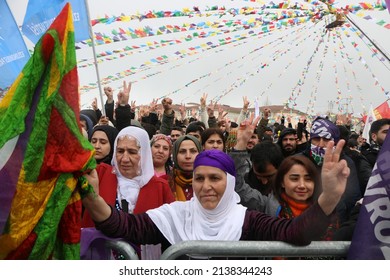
[82,141,350,257]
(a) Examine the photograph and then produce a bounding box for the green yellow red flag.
[0,3,96,259]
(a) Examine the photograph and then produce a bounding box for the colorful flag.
[347,131,390,259]
[386,0,390,14]
[362,104,377,141]
[0,3,95,260]
[374,100,390,119]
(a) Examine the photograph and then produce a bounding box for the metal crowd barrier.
[103,240,351,260]
[105,240,140,260]
[159,241,351,260]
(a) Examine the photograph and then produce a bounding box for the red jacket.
[82,163,175,227]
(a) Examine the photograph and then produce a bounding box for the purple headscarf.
[310,117,340,143]
[193,149,236,177]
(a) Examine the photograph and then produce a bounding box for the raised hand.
[263,107,271,119]
[118,81,131,105]
[143,106,150,117]
[242,96,250,111]
[149,98,158,112]
[207,100,215,116]
[234,113,261,150]
[91,97,98,111]
[103,86,114,103]
[138,106,146,118]
[179,103,186,118]
[130,100,136,112]
[218,104,228,121]
[318,139,350,215]
[200,93,208,108]
[191,108,198,119]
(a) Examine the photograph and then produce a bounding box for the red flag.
[374,101,390,119]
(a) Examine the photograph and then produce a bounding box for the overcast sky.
[8,0,390,117]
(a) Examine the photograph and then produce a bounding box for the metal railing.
[159,241,351,260]
[105,240,140,260]
[102,240,351,260]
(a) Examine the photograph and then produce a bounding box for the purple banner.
[347,131,390,259]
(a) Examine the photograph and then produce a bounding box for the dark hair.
[250,142,284,173]
[348,132,359,141]
[186,121,205,135]
[260,134,273,142]
[272,155,321,204]
[141,122,157,140]
[337,125,350,142]
[201,128,226,150]
[80,109,98,126]
[91,125,119,164]
[171,126,184,134]
[347,138,359,149]
[277,128,297,146]
[369,118,390,142]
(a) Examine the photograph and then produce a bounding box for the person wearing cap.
[82,145,350,258]
[301,117,361,223]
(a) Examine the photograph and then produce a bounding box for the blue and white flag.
[22,0,89,44]
[348,131,390,259]
[0,0,30,90]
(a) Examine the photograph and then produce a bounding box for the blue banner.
[22,0,89,44]
[348,131,390,259]
[0,0,30,90]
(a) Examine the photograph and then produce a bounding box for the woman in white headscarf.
[81,126,175,259]
[82,140,349,255]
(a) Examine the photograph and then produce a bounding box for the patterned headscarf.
[150,133,172,150]
[309,117,340,166]
[310,117,340,143]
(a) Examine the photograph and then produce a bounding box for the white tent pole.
[84,0,105,115]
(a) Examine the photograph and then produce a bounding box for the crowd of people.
[79,81,390,259]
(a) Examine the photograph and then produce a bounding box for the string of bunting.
[79,14,313,94]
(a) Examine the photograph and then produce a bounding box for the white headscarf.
[112,126,154,212]
[147,150,247,244]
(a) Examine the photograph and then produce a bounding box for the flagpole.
[84,0,105,115]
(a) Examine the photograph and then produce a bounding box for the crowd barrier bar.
[105,240,140,260]
[159,241,351,260]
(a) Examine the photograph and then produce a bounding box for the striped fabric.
[0,3,96,259]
